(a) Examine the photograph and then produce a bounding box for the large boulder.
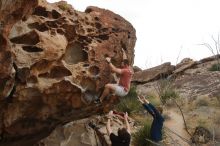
[132,62,175,83]
[0,0,136,145]
[0,0,38,98]
[191,126,212,144]
[173,58,197,75]
[0,0,38,145]
[133,66,142,73]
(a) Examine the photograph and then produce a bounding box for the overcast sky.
[48,0,220,69]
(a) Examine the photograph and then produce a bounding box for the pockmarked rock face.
[0,0,38,97]
[0,0,136,145]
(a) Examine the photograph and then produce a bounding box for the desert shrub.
[116,98,140,115]
[200,35,220,72]
[197,119,207,127]
[116,86,142,115]
[216,96,220,105]
[132,120,152,146]
[214,115,220,125]
[196,98,209,107]
[215,127,220,140]
[126,85,137,98]
[147,94,161,106]
[209,63,220,71]
[133,119,165,146]
[58,2,70,11]
[160,89,179,104]
[155,79,179,105]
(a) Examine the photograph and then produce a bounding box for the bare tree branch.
[165,126,191,145]
[145,138,162,146]
[172,99,192,137]
[176,46,183,65]
[198,43,215,55]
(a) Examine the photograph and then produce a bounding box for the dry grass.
[58,2,70,11]
[193,96,210,108]
[196,98,209,107]
[116,86,142,115]
[215,127,220,139]
[197,118,209,127]
[214,114,220,125]
[154,79,180,105]
[132,119,152,146]
[209,63,220,71]
[146,94,161,106]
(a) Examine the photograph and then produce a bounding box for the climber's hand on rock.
[106,57,111,63]
[108,110,113,117]
[124,112,128,119]
[137,95,144,104]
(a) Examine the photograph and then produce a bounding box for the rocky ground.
[136,56,220,146]
[37,114,136,146]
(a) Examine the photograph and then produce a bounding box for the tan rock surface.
[132,62,175,83]
[0,0,38,98]
[173,58,197,75]
[37,114,135,146]
[133,66,142,73]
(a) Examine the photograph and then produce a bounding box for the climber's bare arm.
[106,119,112,135]
[106,57,122,74]
[106,111,113,135]
[124,112,131,134]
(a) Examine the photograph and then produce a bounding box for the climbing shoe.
[88,122,97,129]
[94,98,101,104]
